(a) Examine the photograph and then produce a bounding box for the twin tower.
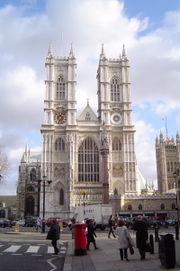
[40,44,139,218]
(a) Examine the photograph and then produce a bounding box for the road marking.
[26,246,40,253]
[47,257,58,271]
[47,246,54,254]
[3,245,21,253]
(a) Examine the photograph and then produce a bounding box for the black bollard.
[175,223,179,240]
[155,225,159,242]
[150,234,154,254]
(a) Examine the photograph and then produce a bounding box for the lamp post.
[173,163,180,240]
[81,190,88,218]
[41,175,52,233]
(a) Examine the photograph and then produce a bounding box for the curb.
[63,240,73,271]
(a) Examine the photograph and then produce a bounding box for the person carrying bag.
[115,220,135,261]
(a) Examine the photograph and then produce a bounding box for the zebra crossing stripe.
[47,246,54,254]
[26,246,40,253]
[3,245,21,253]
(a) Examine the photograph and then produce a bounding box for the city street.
[0,228,68,271]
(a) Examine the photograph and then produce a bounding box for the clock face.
[54,112,66,124]
[111,113,122,125]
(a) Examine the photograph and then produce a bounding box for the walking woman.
[115,220,134,261]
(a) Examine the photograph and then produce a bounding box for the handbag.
[129,244,134,255]
[46,229,53,240]
[145,242,152,252]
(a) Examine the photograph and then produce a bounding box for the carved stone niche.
[54,164,67,179]
[113,163,124,177]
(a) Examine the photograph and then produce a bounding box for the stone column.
[100,131,109,204]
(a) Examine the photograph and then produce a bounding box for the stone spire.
[100,43,106,59]
[69,43,74,58]
[47,41,53,58]
[121,44,128,60]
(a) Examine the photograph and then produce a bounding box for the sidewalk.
[63,234,180,271]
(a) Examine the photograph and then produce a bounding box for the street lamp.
[81,190,88,217]
[41,175,52,233]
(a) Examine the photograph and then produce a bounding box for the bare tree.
[0,146,8,181]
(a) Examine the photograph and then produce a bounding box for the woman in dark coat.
[47,219,60,255]
[133,215,148,260]
[86,219,98,250]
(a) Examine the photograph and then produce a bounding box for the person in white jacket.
[115,220,134,261]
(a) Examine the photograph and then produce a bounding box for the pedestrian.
[46,219,60,255]
[133,215,148,260]
[36,217,42,232]
[86,219,98,250]
[115,220,134,261]
[108,215,116,238]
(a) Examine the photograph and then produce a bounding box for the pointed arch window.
[55,137,65,152]
[160,203,165,210]
[111,77,120,101]
[78,137,99,182]
[138,204,143,210]
[30,168,36,181]
[112,137,122,151]
[59,188,64,205]
[56,76,65,100]
[25,196,35,216]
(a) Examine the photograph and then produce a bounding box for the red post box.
[73,223,87,255]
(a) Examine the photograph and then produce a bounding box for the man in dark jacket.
[86,219,98,250]
[133,215,148,260]
[47,219,60,255]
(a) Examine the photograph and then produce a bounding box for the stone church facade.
[16,45,178,220]
[40,45,139,218]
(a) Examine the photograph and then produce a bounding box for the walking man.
[133,215,148,260]
[47,219,60,255]
[108,215,116,238]
[86,219,98,250]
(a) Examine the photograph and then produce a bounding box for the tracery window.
[112,137,122,151]
[56,76,65,100]
[59,188,64,205]
[27,185,35,192]
[110,77,120,101]
[30,168,36,181]
[55,138,65,152]
[160,203,165,210]
[78,137,99,182]
[25,196,34,216]
[85,112,91,121]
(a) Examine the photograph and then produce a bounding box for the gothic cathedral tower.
[97,45,138,196]
[40,44,139,219]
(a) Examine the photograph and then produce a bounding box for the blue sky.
[0,0,180,194]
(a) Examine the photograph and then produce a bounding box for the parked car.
[45,217,68,228]
[0,218,12,228]
[25,216,38,227]
[16,219,25,227]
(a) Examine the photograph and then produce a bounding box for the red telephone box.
[73,223,87,255]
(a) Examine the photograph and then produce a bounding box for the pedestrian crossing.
[0,242,67,256]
